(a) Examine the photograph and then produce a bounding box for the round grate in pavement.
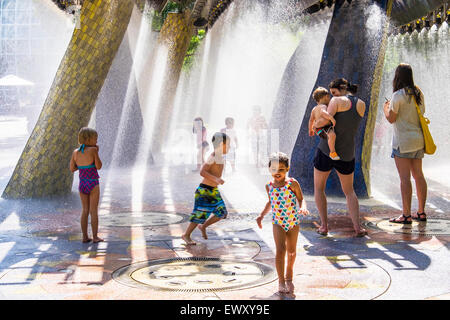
[112,257,276,292]
[364,218,450,236]
[99,211,186,227]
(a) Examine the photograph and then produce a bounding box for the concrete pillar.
[289,0,394,198]
[2,0,134,198]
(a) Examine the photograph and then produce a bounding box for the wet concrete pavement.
[0,116,449,300]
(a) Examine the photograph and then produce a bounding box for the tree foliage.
[183,29,206,71]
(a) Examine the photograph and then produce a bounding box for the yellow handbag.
[414,98,436,155]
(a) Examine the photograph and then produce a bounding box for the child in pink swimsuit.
[256,152,309,294]
[70,127,103,243]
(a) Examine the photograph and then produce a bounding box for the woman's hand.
[383,99,390,112]
[383,99,397,123]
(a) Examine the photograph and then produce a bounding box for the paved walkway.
[0,116,449,300]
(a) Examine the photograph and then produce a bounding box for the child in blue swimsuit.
[70,127,103,243]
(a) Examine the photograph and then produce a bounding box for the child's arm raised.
[92,147,102,170]
[256,185,271,228]
[290,179,309,215]
[69,150,78,172]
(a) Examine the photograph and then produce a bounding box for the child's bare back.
[311,104,332,129]
[72,146,98,169]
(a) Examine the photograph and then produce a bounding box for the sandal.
[316,229,328,236]
[355,230,368,237]
[412,212,427,222]
[389,214,412,224]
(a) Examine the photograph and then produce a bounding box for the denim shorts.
[391,147,424,159]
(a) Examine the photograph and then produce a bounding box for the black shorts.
[314,148,355,175]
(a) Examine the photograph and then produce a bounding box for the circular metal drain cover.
[112,257,276,292]
[365,218,450,236]
[99,212,186,227]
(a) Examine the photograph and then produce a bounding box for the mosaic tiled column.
[2,0,134,199]
[133,0,147,12]
[289,0,394,198]
[151,11,194,154]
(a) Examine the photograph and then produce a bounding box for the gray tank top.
[318,95,362,161]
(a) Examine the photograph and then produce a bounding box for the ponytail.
[347,83,358,94]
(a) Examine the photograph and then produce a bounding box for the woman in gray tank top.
[314,78,368,237]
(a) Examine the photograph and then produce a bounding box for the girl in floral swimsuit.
[70,127,103,243]
[256,152,309,294]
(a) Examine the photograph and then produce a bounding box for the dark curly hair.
[268,152,289,168]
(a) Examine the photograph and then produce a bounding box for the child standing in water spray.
[308,87,340,160]
[70,127,104,243]
[221,117,238,172]
[182,132,230,245]
[193,117,209,171]
[256,152,309,294]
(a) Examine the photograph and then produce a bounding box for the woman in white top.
[383,63,428,224]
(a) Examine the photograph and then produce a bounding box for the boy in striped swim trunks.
[182,132,230,245]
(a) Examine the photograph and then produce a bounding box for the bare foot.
[278,281,289,294]
[355,229,368,238]
[198,224,208,239]
[82,238,92,243]
[93,237,104,243]
[182,234,196,245]
[286,280,295,293]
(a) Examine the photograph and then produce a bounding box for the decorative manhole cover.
[364,219,450,236]
[112,257,276,292]
[99,212,186,227]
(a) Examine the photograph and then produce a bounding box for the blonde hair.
[312,87,330,103]
[78,127,98,145]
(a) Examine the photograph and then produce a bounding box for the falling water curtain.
[2,0,135,198]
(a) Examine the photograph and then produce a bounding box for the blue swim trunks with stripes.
[189,183,228,224]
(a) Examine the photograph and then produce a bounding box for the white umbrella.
[0,75,34,87]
